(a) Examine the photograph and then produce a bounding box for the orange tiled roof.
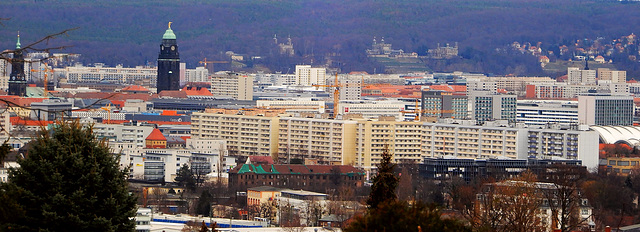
[158,90,187,99]
[182,86,213,96]
[146,128,166,141]
[121,85,150,92]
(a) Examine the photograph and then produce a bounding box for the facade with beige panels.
[190,109,284,158]
[191,110,599,170]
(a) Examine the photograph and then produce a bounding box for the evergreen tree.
[344,201,470,232]
[175,163,196,191]
[366,144,399,209]
[0,121,137,231]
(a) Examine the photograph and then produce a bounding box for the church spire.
[16,32,21,49]
[584,58,589,70]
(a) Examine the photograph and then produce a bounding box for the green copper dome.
[162,22,176,40]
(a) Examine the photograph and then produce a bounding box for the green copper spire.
[16,32,21,49]
[162,22,176,40]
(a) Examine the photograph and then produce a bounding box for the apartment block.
[421,90,468,119]
[55,63,156,86]
[525,128,599,169]
[257,99,325,113]
[516,100,578,126]
[278,117,357,165]
[354,119,423,169]
[568,67,596,85]
[184,66,209,83]
[210,72,253,100]
[338,100,406,120]
[325,75,362,101]
[295,65,326,86]
[597,68,626,83]
[190,109,281,158]
[421,122,522,160]
[468,92,517,123]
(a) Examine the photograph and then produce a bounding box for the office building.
[578,94,634,126]
[157,23,181,93]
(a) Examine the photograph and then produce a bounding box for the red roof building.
[145,128,167,149]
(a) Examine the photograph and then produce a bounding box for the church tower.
[157,22,180,93]
[9,33,27,97]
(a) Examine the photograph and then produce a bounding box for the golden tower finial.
[168,22,172,29]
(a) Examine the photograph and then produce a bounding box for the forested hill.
[1,0,640,74]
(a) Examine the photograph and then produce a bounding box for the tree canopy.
[0,120,137,231]
[366,144,398,209]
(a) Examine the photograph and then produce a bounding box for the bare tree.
[468,172,547,232]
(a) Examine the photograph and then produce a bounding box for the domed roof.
[162,22,176,40]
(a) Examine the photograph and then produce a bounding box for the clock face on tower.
[171,46,175,51]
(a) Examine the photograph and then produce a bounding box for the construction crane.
[30,65,54,98]
[401,99,456,121]
[313,73,341,117]
[100,103,112,124]
[199,57,229,73]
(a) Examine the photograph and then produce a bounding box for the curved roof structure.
[591,126,640,147]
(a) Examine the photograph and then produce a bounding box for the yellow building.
[278,117,357,165]
[421,122,520,159]
[247,186,283,206]
[354,117,423,169]
[190,108,284,159]
[604,157,640,176]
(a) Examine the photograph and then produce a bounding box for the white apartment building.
[184,66,209,83]
[338,100,406,120]
[257,98,326,113]
[210,71,253,100]
[516,100,578,126]
[93,123,155,148]
[55,63,157,85]
[324,75,362,101]
[72,111,127,121]
[295,65,326,86]
[115,138,233,183]
[568,67,596,85]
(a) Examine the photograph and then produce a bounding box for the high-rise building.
[469,92,517,123]
[295,65,325,86]
[156,22,180,93]
[578,94,634,126]
[8,34,27,97]
[421,90,468,119]
[210,72,253,100]
[597,68,626,83]
[567,67,596,85]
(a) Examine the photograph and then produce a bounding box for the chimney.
[605,226,611,232]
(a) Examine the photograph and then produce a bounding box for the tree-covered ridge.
[2,0,640,74]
